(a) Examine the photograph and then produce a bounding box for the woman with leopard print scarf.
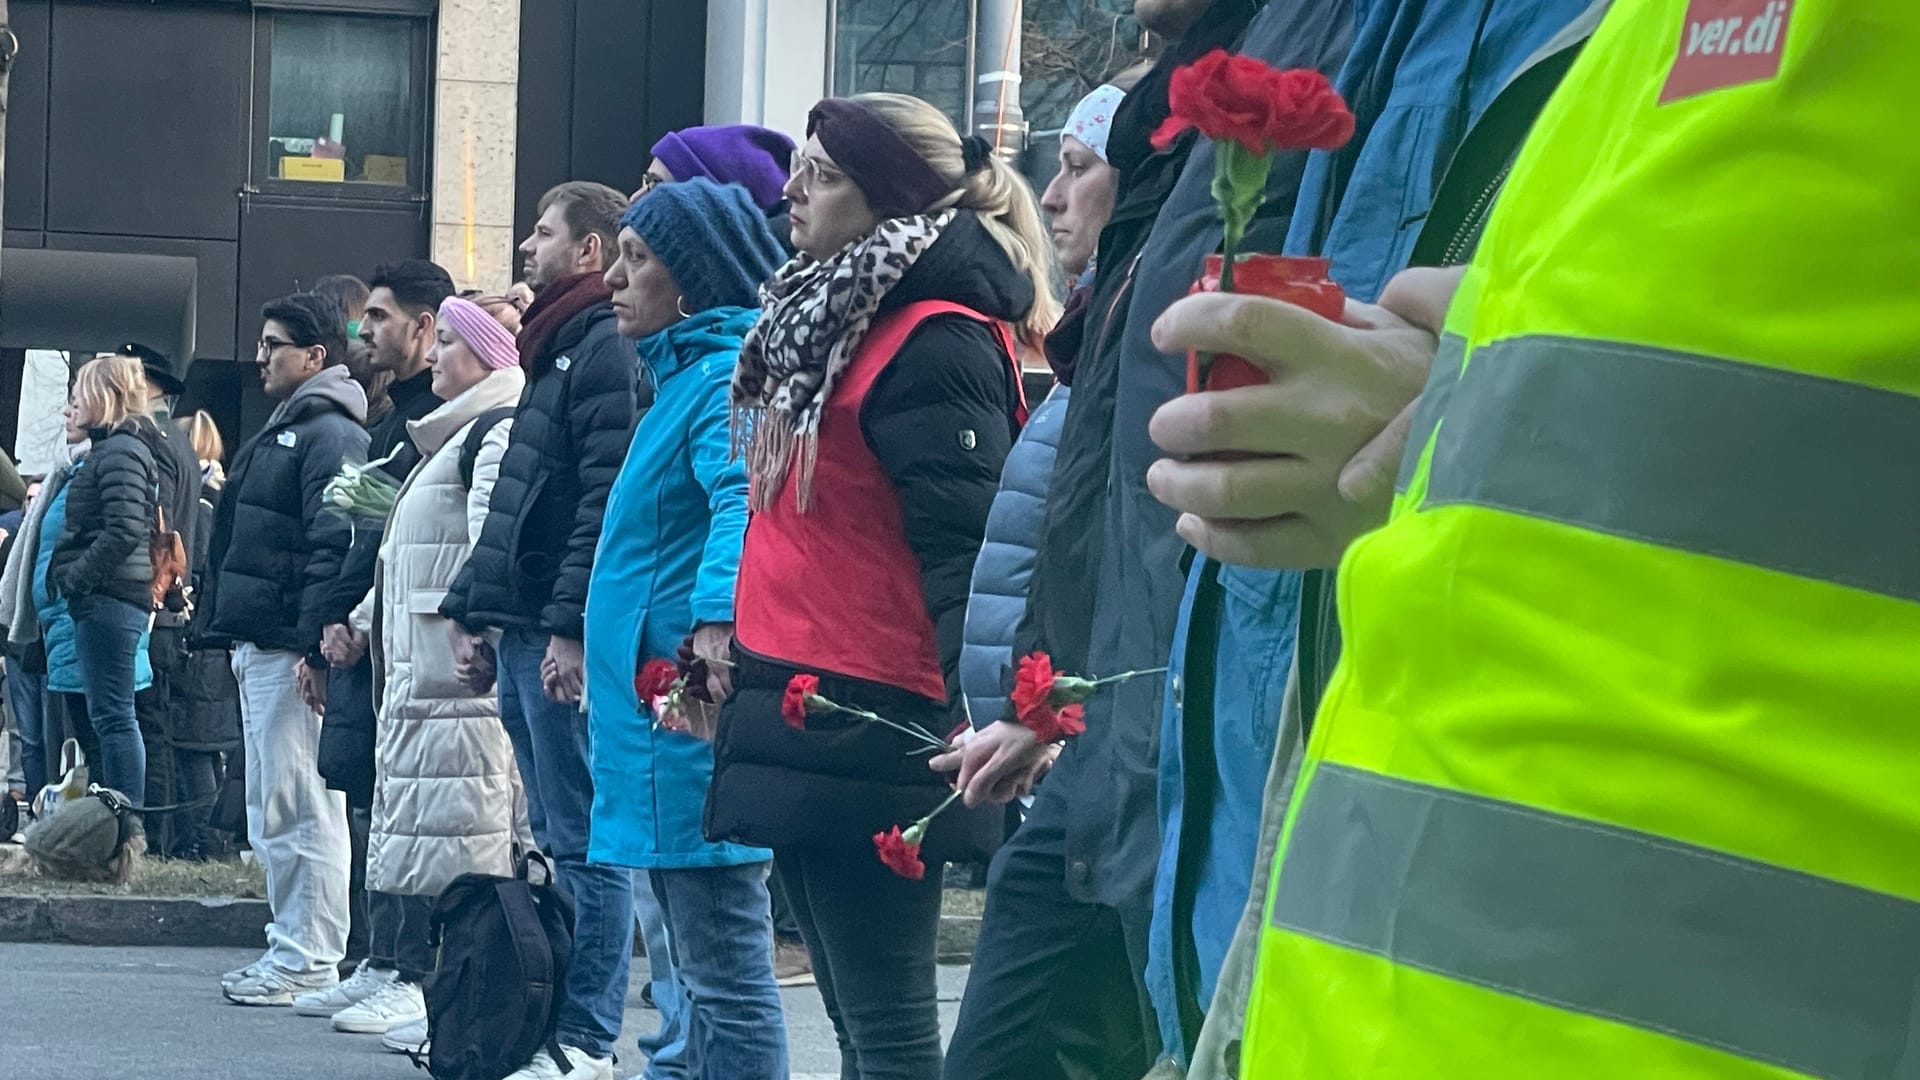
[705,92,1058,1080]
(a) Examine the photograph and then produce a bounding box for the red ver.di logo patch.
[1661,0,1794,104]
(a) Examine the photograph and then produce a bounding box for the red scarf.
[517,271,614,376]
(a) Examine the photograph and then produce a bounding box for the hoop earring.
[676,296,692,319]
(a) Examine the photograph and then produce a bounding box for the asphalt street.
[0,944,969,1079]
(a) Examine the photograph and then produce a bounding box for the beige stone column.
[431,0,519,293]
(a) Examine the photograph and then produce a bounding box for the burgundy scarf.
[517,271,614,375]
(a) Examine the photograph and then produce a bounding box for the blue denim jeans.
[497,628,633,1059]
[650,861,788,1080]
[6,664,49,799]
[69,593,149,806]
[634,871,689,1079]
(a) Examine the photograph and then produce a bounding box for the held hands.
[690,621,735,705]
[448,622,497,695]
[542,634,586,705]
[929,720,1060,808]
[320,623,369,669]
[1144,265,1463,569]
[297,661,327,715]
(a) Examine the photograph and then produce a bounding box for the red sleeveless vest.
[736,301,1023,701]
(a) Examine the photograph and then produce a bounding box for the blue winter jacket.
[34,463,153,696]
[959,383,1071,729]
[1146,0,1599,1061]
[586,307,769,870]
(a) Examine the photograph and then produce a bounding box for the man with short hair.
[298,258,456,1022]
[110,343,205,855]
[199,293,369,1006]
[442,181,641,1080]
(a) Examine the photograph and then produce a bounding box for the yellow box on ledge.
[363,155,409,185]
[280,156,345,182]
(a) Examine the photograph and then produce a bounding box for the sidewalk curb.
[0,892,986,957]
[0,893,270,947]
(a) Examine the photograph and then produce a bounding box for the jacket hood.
[274,365,369,426]
[638,306,757,387]
[881,210,1035,325]
[409,366,527,457]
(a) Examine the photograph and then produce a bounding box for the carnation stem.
[825,703,954,754]
[918,788,963,829]
[1087,667,1171,689]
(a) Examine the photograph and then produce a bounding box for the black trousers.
[776,843,946,1080]
[367,890,436,984]
[135,627,184,850]
[942,805,1158,1080]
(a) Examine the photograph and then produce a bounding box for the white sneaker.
[331,980,426,1034]
[503,1046,614,1080]
[219,955,270,990]
[382,1015,430,1055]
[293,961,397,1017]
[223,965,340,1007]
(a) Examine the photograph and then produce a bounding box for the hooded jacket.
[199,365,370,654]
[706,210,1028,857]
[360,365,527,897]
[440,287,639,640]
[586,307,766,871]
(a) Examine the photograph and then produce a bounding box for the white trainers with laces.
[503,1046,614,1080]
[382,1015,430,1055]
[293,961,397,1017]
[331,980,426,1034]
[223,965,340,1007]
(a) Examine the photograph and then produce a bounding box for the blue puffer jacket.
[34,463,153,696]
[1146,0,1600,1062]
[585,307,768,871]
[959,383,1071,728]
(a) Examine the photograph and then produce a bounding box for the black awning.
[0,248,197,384]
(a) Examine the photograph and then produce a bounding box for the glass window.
[832,1,973,131]
[1017,1,1153,193]
[266,13,419,187]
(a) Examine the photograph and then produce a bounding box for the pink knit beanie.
[438,295,520,370]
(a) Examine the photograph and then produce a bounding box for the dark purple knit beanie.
[649,124,797,214]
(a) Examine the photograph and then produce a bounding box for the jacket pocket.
[406,589,470,702]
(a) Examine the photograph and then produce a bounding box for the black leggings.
[776,844,946,1080]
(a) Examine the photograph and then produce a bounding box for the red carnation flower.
[873,826,927,881]
[782,674,821,731]
[1152,51,1353,155]
[1026,702,1087,745]
[1010,652,1061,726]
[635,658,680,703]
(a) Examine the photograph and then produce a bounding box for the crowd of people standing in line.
[5,0,1903,1077]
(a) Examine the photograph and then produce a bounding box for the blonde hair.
[851,92,1062,347]
[71,355,151,430]
[181,410,225,466]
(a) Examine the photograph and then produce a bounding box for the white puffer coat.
[357,367,526,897]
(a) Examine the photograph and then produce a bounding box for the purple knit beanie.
[649,124,797,214]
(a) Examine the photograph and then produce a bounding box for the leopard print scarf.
[733,211,955,511]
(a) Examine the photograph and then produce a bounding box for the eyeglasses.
[635,173,663,195]
[789,150,848,192]
[256,337,299,358]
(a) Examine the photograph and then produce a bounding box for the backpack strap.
[495,878,573,1074]
[458,407,516,490]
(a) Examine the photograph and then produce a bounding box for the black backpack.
[457,407,516,490]
[420,854,576,1080]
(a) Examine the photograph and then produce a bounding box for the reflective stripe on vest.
[1244,0,1920,1076]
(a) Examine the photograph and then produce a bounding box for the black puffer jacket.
[49,424,157,609]
[441,300,638,640]
[136,414,204,616]
[706,210,1027,859]
[198,367,370,654]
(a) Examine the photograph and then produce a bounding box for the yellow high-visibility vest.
[1242,1,1920,1076]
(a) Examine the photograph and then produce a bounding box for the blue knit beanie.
[621,177,785,314]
